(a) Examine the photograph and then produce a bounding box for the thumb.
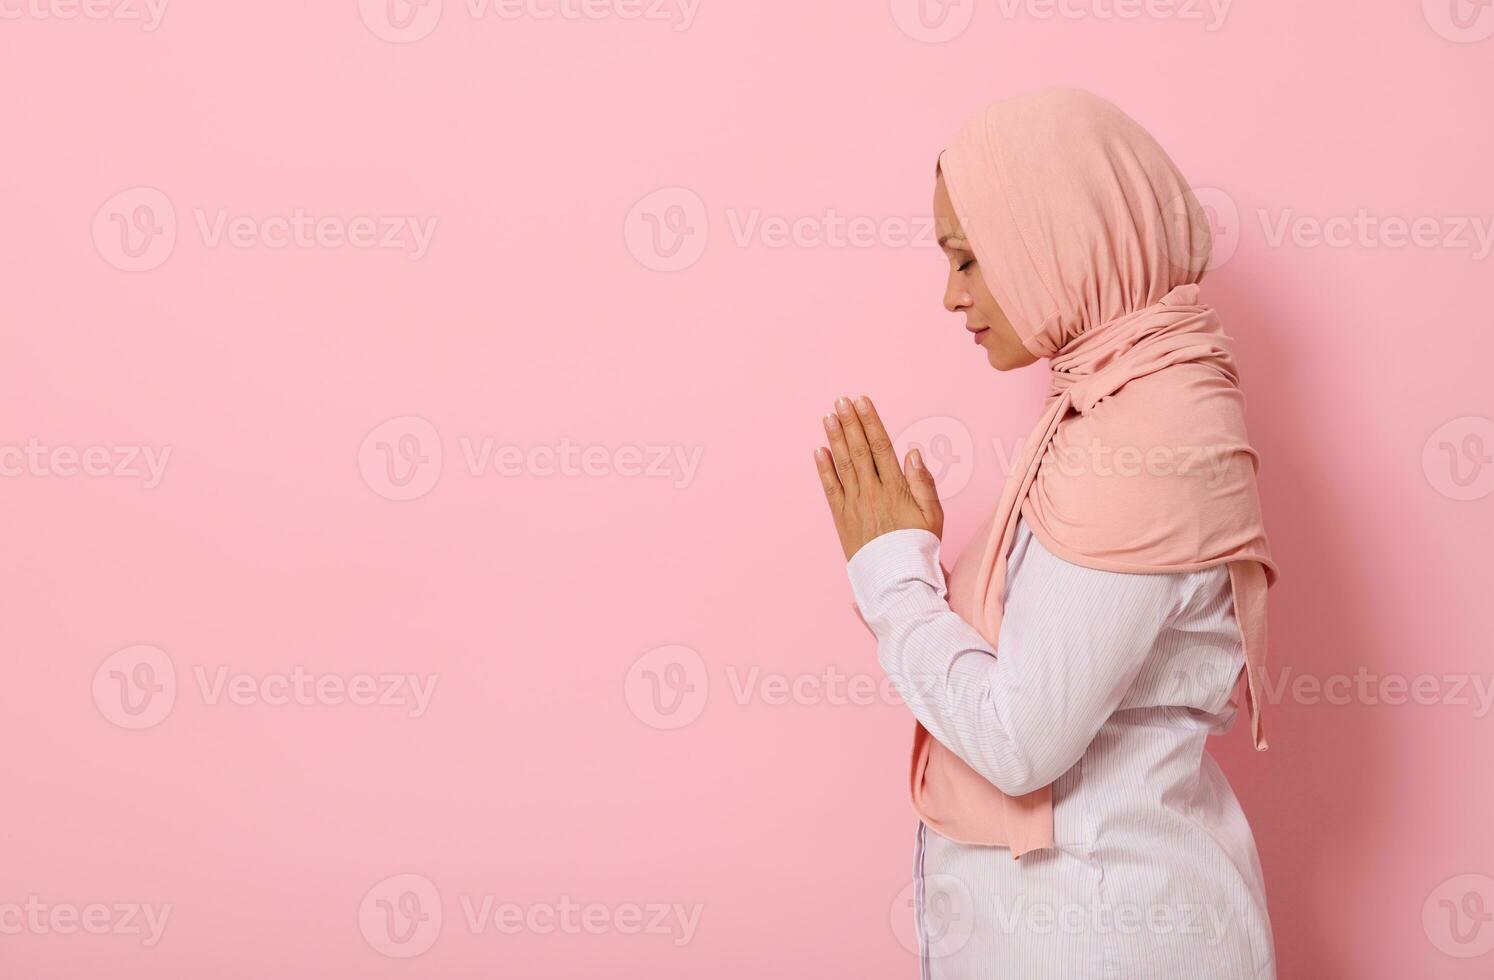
[905,449,944,535]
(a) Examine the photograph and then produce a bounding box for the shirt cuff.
[846,528,946,623]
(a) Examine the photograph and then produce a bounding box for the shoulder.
[1031,366,1263,564]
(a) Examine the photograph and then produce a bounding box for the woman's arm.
[847,526,1186,797]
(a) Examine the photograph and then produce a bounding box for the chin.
[985,341,1039,371]
[986,348,1023,371]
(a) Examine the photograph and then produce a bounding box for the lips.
[969,327,989,343]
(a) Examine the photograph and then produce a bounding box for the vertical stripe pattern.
[847,518,1275,979]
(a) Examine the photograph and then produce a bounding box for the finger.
[813,446,845,510]
[834,395,879,487]
[905,448,945,529]
[823,410,859,495]
[852,395,904,485]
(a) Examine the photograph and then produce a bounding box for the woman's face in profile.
[933,173,1037,371]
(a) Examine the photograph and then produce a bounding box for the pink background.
[3,0,1492,976]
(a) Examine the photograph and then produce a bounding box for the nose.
[943,268,971,314]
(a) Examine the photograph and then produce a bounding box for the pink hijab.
[920,88,1278,856]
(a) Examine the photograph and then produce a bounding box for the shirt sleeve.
[845,526,1188,797]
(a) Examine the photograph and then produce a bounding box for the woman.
[812,88,1278,978]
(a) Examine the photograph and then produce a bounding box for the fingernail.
[911,449,923,468]
[854,395,870,412]
[836,396,851,414]
[823,413,838,430]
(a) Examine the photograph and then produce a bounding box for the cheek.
[969,278,1000,320]
[971,279,1015,334]
[1000,327,1039,366]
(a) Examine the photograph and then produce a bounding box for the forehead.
[933,175,966,243]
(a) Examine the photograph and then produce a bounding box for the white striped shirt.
[847,517,1276,979]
